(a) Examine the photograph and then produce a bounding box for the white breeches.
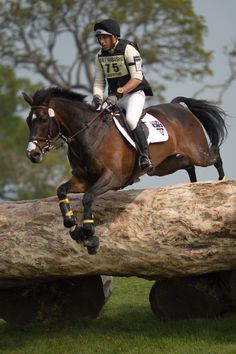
[117,90,146,130]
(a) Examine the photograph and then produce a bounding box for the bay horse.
[23,87,227,254]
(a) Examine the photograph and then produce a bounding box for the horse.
[23,87,228,254]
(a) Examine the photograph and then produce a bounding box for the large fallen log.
[0,180,235,283]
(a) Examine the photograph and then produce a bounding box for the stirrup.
[139,154,152,171]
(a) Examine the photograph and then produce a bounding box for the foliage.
[0,277,236,353]
[0,65,70,200]
[0,0,212,100]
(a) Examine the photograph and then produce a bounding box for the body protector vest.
[98,39,153,96]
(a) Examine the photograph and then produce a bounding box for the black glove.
[106,94,118,106]
[91,95,102,110]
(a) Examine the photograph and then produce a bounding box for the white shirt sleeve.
[124,44,143,81]
[93,52,106,98]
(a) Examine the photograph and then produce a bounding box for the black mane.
[32,87,87,106]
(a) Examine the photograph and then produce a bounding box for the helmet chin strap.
[109,37,119,53]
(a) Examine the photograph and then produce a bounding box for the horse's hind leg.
[213,149,226,180]
[151,154,197,182]
[185,165,197,182]
[208,145,226,180]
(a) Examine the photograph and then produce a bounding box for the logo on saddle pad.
[113,113,168,148]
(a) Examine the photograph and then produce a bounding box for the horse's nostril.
[28,151,42,163]
[32,151,41,157]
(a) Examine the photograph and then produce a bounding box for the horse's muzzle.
[27,141,43,163]
[27,150,43,163]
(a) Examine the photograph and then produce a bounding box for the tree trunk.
[0,180,235,284]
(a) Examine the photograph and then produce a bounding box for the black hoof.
[84,236,100,255]
[69,225,86,241]
[63,216,76,228]
[87,246,99,255]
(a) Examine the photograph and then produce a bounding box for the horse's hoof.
[84,236,99,255]
[87,246,99,255]
[69,225,86,241]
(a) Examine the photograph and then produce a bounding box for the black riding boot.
[132,122,152,171]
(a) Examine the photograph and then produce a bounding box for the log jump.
[0,180,235,324]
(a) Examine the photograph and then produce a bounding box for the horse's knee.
[57,182,69,199]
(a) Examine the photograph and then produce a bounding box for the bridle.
[28,104,62,153]
[28,103,109,154]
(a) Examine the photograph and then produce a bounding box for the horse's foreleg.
[57,181,76,228]
[79,171,120,253]
[57,176,88,228]
[57,177,100,253]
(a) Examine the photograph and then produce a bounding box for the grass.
[0,277,236,354]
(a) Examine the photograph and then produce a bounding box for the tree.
[0,65,70,200]
[193,41,236,103]
[0,0,212,100]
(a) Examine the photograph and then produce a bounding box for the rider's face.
[97,34,118,51]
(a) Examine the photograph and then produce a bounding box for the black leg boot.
[132,122,152,171]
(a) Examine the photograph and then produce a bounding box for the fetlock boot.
[132,122,152,171]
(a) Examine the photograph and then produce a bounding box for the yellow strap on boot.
[83,219,94,224]
[59,198,70,204]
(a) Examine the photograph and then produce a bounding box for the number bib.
[99,55,128,79]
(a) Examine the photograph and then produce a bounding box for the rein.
[62,106,107,144]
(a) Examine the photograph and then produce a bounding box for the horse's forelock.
[32,89,50,106]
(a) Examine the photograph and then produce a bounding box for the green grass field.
[0,277,236,354]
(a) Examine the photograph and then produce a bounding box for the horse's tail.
[171,96,228,147]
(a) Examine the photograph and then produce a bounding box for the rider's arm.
[121,44,143,94]
[93,53,106,99]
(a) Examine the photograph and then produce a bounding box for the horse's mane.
[32,87,88,106]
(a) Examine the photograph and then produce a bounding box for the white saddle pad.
[113,113,168,148]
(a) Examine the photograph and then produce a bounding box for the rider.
[92,18,153,171]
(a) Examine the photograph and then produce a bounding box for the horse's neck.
[55,100,109,153]
[56,100,94,135]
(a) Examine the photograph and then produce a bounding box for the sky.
[136,0,236,189]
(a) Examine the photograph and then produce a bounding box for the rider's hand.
[106,94,118,106]
[91,95,102,110]
[106,87,124,106]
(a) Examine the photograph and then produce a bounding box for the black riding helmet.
[94,19,120,37]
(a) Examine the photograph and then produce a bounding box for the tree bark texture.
[0,180,235,284]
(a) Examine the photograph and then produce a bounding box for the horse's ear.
[22,92,33,106]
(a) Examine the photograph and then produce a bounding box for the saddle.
[103,106,168,148]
